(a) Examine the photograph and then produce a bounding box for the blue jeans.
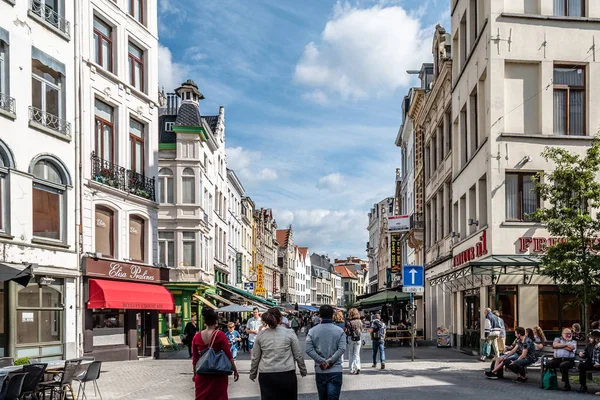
[507,358,534,376]
[372,340,385,364]
[315,372,342,400]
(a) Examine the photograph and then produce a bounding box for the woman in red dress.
[192,307,239,400]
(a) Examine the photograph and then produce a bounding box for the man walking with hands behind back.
[306,305,346,400]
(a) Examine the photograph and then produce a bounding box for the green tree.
[532,138,600,332]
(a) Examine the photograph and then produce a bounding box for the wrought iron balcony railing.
[410,212,424,230]
[0,93,15,116]
[91,152,156,201]
[30,0,70,38]
[29,106,71,137]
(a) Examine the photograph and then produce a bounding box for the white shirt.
[281,316,290,328]
[247,317,262,342]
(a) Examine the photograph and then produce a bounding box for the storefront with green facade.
[159,282,216,335]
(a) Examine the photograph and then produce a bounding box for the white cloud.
[302,90,329,105]
[258,168,278,181]
[294,2,430,101]
[226,146,261,171]
[157,44,189,92]
[317,173,344,191]
[275,209,367,257]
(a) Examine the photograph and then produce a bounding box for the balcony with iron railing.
[29,106,71,138]
[410,212,424,230]
[0,93,16,118]
[91,152,155,201]
[29,0,70,39]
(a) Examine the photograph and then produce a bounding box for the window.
[92,310,125,345]
[158,168,173,204]
[539,285,580,333]
[31,50,65,130]
[128,42,144,92]
[344,282,349,291]
[165,121,174,132]
[129,118,144,174]
[0,40,7,96]
[16,279,63,348]
[129,215,145,262]
[30,0,66,33]
[95,206,114,258]
[554,65,585,136]
[94,100,114,162]
[182,232,195,267]
[32,159,66,241]
[93,17,112,71]
[505,172,539,221]
[182,168,195,204]
[0,142,11,234]
[554,0,584,17]
[129,0,144,24]
[158,231,174,267]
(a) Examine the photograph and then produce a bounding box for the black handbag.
[196,331,233,376]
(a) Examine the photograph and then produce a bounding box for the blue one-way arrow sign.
[402,265,424,292]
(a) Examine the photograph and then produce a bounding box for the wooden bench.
[530,344,599,388]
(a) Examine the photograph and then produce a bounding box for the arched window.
[158,168,173,204]
[129,215,145,262]
[182,168,195,204]
[32,158,68,242]
[0,140,14,234]
[95,206,114,257]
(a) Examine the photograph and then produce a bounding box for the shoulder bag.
[196,331,233,376]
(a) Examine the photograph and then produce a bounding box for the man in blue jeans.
[306,305,346,400]
[370,314,386,369]
[506,326,537,383]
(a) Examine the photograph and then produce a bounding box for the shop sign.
[255,264,266,296]
[518,236,600,254]
[236,253,243,284]
[272,270,278,294]
[388,215,410,233]
[84,257,166,283]
[453,230,488,268]
[244,282,255,292]
[390,235,402,273]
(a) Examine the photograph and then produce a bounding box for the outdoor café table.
[0,359,92,374]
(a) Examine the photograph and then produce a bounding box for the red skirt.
[194,374,229,400]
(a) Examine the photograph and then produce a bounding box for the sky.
[157,0,450,259]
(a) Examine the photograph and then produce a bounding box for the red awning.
[87,279,175,313]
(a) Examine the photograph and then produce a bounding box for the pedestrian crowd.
[187,304,392,400]
[482,307,600,394]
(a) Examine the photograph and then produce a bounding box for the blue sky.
[157,0,449,258]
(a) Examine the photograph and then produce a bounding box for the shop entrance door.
[136,312,152,357]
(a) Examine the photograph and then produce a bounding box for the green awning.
[216,283,276,307]
[354,291,415,307]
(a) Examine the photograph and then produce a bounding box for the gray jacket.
[306,321,346,374]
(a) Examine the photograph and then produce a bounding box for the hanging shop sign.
[388,215,410,233]
[255,264,266,296]
[453,230,488,268]
[390,235,402,273]
[236,253,243,284]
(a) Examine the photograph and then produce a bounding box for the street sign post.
[244,282,255,292]
[402,265,424,362]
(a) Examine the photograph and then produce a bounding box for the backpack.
[372,321,384,340]
[347,321,361,341]
[543,369,558,390]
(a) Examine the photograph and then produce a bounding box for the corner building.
[427,0,600,351]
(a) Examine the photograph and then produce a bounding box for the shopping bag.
[543,369,558,390]
[481,342,491,357]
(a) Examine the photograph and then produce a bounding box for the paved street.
[92,337,597,399]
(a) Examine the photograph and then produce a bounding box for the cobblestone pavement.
[92,340,595,399]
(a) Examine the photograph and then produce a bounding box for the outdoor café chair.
[20,363,47,400]
[74,361,102,400]
[0,372,27,400]
[38,359,81,400]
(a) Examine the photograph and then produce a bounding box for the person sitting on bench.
[546,328,577,391]
[577,329,600,393]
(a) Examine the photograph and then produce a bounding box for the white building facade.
[0,0,78,361]
[426,0,600,351]
[227,169,243,288]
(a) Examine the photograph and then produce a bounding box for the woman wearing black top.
[183,315,199,358]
